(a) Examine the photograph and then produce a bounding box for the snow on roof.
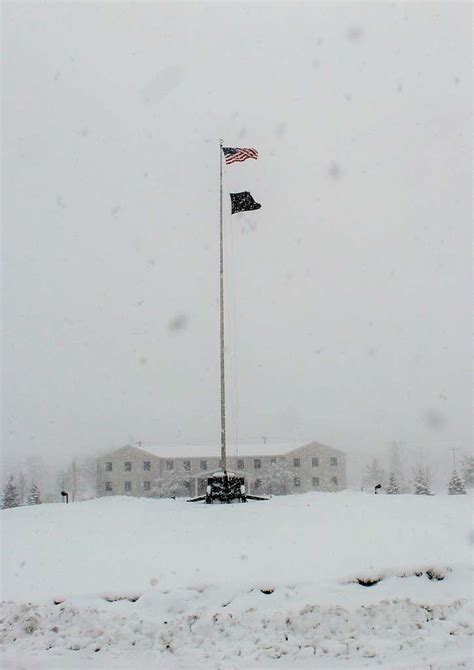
[120,440,339,459]
[210,471,238,478]
[132,442,295,458]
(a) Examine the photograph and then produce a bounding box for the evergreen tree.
[447,470,466,495]
[389,442,407,492]
[461,455,474,488]
[27,483,42,505]
[386,472,400,494]
[259,459,294,495]
[18,472,27,506]
[2,475,20,509]
[413,467,432,495]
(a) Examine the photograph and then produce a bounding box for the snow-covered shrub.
[413,467,432,495]
[386,472,400,494]
[27,483,42,505]
[152,468,189,498]
[447,470,466,495]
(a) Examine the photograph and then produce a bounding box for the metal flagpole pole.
[219,139,227,474]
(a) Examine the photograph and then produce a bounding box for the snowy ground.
[1,491,473,669]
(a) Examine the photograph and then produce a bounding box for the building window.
[105,462,113,472]
[270,457,277,465]
[330,457,338,466]
[312,457,319,467]
[105,482,113,492]
[254,459,261,469]
[183,461,191,471]
[184,481,191,492]
[254,479,262,490]
[124,461,132,471]
[143,461,151,471]
[294,477,301,487]
[166,460,174,470]
[293,458,300,468]
[237,459,245,470]
[200,460,208,470]
[124,481,132,492]
[312,477,320,488]
[331,476,338,485]
[144,481,151,491]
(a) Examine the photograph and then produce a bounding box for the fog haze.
[2,2,471,475]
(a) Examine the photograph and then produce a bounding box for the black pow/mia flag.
[230,191,261,215]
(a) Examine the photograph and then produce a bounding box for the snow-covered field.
[1,491,472,669]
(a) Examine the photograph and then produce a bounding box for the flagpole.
[219,139,227,474]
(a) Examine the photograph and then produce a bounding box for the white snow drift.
[1,491,472,668]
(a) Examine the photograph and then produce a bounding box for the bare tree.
[69,460,82,502]
[153,468,189,498]
[362,458,386,491]
[259,459,293,495]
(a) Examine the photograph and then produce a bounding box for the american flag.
[222,147,259,164]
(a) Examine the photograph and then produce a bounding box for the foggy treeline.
[348,443,473,494]
[2,454,97,505]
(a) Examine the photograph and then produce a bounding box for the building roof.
[124,442,295,458]
[105,440,344,459]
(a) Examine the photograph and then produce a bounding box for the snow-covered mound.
[1,491,472,669]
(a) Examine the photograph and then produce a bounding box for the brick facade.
[97,441,346,497]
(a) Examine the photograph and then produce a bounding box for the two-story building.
[96,441,346,497]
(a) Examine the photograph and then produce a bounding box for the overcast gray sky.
[2,2,472,470]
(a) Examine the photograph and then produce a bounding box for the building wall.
[96,441,346,497]
[96,445,161,498]
[286,443,346,492]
